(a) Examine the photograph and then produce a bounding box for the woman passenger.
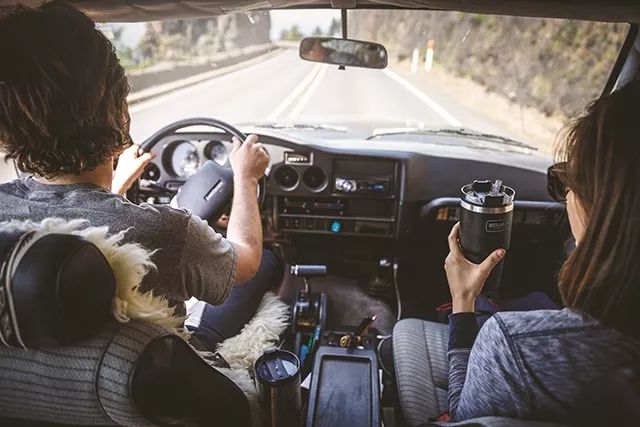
[443,80,640,422]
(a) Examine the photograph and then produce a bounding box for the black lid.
[255,349,300,386]
[461,180,515,207]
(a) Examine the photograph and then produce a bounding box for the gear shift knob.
[290,265,327,278]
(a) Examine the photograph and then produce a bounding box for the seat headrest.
[0,229,115,348]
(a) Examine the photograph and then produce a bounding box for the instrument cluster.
[141,138,230,183]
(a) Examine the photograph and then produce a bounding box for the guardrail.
[126,43,278,104]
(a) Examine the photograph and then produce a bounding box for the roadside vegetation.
[352,10,628,120]
[111,12,272,71]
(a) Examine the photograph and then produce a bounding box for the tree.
[312,26,323,36]
[328,18,341,36]
[280,24,304,41]
[288,24,303,40]
[137,24,161,62]
[112,26,124,46]
[109,25,136,70]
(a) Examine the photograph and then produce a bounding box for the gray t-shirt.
[0,178,237,315]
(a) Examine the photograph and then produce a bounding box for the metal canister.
[459,179,515,294]
[254,349,302,427]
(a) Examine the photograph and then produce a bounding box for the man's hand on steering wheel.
[229,135,270,184]
[112,144,156,196]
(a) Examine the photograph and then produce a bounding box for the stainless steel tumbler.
[459,179,515,294]
[254,349,302,427]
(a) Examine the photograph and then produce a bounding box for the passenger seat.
[393,319,450,425]
[392,318,640,427]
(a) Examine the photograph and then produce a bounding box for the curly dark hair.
[0,1,131,178]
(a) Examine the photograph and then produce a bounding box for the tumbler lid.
[255,349,300,385]
[461,180,515,208]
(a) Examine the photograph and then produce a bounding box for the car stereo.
[334,176,390,194]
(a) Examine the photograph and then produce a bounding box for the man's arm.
[226,135,269,283]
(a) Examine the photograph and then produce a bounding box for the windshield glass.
[107,10,628,154]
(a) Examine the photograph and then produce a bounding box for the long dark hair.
[0,2,131,179]
[557,80,640,340]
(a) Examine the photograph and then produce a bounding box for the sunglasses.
[547,162,569,203]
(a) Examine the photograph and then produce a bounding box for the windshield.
[107,10,628,154]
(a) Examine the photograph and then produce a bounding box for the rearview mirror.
[299,37,388,69]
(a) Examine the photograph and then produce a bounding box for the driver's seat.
[0,228,251,427]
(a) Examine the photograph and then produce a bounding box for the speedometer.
[169,141,199,178]
[204,141,229,166]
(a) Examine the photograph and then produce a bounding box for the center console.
[305,331,380,427]
[269,153,399,238]
[284,265,383,427]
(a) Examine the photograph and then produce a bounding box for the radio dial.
[335,178,358,193]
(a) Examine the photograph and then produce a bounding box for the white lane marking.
[383,69,461,127]
[266,63,321,121]
[288,65,328,119]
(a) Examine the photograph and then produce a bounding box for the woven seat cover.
[0,321,171,426]
[393,318,449,426]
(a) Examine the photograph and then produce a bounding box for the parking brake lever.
[339,315,378,348]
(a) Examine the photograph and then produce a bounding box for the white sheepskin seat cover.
[0,218,289,426]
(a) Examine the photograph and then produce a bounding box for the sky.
[114,10,341,48]
[269,9,340,39]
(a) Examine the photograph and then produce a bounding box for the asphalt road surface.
[128,48,514,142]
[0,48,515,182]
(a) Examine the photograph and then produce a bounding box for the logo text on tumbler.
[485,220,506,233]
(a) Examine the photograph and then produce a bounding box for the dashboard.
[137,131,402,238]
[134,127,568,315]
[135,129,565,243]
[268,151,398,238]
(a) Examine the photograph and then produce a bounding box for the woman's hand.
[112,144,156,196]
[444,222,506,313]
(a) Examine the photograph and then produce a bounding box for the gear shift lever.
[290,265,327,293]
[290,265,328,359]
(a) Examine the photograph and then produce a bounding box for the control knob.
[335,178,358,193]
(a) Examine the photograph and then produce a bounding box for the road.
[128,48,513,142]
[0,48,516,182]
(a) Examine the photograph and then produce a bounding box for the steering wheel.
[135,117,266,221]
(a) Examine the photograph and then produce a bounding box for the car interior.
[1,0,640,426]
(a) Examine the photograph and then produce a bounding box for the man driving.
[0,2,279,350]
